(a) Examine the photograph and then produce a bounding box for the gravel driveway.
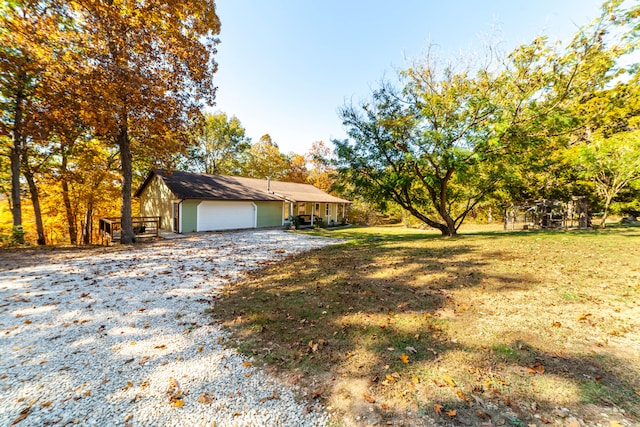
[0,230,336,427]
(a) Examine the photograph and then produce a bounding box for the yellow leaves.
[434,404,443,414]
[197,346,203,353]
[363,393,375,403]
[385,374,396,383]
[122,381,133,391]
[23,319,32,325]
[167,377,183,407]
[456,390,470,402]
[443,375,456,387]
[400,353,409,364]
[578,313,592,321]
[445,409,457,417]
[243,361,252,367]
[154,344,166,349]
[552,321,562,327]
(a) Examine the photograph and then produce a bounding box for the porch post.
[311,203,315,226]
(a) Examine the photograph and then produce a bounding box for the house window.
[298,203,305,215]
[315,203,320,212]
[325,204,330,217]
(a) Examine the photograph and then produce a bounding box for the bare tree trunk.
[438,171,457,236]
[22,169,46,245]
[119,125,135,244]
[60,154,78,244]
[10,72,25,243]
[82,202,94,245]
[600,194,613,228]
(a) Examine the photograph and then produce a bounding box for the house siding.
[256,201,283,228]
[181,200,200,233]
[139,175,174,230]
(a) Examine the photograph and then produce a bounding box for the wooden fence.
[98,216,160,243]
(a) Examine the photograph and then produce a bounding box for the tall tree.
[306,140,335,192]
[71,0,220,243]
[186,112,250,175]
[284,153,309,183]
[0,0,54,243]
[573,130,640,226]
[334,5,625,236]
[239,134,290,180]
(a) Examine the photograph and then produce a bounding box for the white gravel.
[0,229,337,427]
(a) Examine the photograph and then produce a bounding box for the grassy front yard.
[214,225,640,426]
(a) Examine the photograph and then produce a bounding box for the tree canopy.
[334,1,638,235]
[1,0,221,243]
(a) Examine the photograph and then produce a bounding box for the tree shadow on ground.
[215,235,640,426]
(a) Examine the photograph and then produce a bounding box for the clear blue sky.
[211,0,604,155]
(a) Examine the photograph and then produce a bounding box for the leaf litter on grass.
[215,226,640,425]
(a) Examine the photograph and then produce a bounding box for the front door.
[172,202,180,233]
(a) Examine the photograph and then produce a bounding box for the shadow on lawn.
[215,236,640,426]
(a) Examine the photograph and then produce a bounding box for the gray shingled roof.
[135,170,351,204]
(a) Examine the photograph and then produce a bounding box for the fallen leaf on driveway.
[11,406,30,425]
[198,392,214,404]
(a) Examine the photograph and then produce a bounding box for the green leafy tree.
[572,130,640,226]
[185,112,250,175]
[334,5,626,236]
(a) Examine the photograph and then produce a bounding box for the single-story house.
[134,169,351,233]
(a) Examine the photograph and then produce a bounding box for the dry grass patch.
[214,226,640,426]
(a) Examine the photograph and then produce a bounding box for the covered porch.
[283,201,349,229]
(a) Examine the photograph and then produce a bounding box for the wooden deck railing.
[98,216,160,243]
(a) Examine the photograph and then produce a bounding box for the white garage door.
[197,201,256,231]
